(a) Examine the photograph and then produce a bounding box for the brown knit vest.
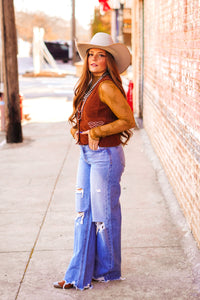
[77,75,121,147]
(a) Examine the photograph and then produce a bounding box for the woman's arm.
[89,80,136,140]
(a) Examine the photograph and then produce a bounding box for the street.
[18,58,78,124]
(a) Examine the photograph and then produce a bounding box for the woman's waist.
[78,133,121,147]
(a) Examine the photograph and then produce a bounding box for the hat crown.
[90,32,114,47]
[76,32,131,73]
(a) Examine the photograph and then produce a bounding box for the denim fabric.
[64,145,125,290]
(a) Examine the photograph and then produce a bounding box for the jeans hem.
[92,276,125,283]
[65,280,93,290]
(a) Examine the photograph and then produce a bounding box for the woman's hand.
[74,131,79,142]
[81,130,99,150]
[71,127,79,142]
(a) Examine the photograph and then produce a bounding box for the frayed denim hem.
[92,276,126,283]
[65,280,93,291]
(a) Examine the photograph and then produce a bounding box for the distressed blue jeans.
[64,145,125,290]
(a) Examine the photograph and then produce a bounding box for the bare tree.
[15,11,71,42]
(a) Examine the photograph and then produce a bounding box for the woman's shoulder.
[99,78,118,91]
[99,79,117,94]
[98,79,122,103]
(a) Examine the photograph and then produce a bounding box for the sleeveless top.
[77,75,121,147]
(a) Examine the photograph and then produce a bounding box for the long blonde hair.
[69,51,132,145]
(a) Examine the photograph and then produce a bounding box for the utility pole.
[71,0,76,64]
[111,0,120,42]
[0,0,23,143]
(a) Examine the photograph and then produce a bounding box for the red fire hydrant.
[127,80,134,111]
[19,93,24,120]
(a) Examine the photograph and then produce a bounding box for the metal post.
[119,2,124,43]
[71,0,76,64]
[116,9,119,42]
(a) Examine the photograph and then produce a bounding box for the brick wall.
[142,0,200,246]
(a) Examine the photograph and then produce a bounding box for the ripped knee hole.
[76,187,84,197]
[96,222,105,233]
[76,211,84,224]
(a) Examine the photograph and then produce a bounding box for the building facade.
[132,0,200,247]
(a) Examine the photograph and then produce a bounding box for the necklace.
[77,72,109,121]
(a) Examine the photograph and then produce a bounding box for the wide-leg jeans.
[64,145,125,290]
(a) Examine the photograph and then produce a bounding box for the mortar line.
[15,141,72,300]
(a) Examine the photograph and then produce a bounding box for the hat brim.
[76,41,131,74]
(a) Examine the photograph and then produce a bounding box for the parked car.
[44,41,69,62]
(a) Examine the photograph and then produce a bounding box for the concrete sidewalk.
[0,120,200,300]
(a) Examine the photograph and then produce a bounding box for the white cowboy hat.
[76,32,131,74]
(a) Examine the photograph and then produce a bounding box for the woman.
[54,32,136,290]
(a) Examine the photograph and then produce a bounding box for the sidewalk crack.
[15,142,72,300]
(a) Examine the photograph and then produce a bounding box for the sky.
[14,0,99,29]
